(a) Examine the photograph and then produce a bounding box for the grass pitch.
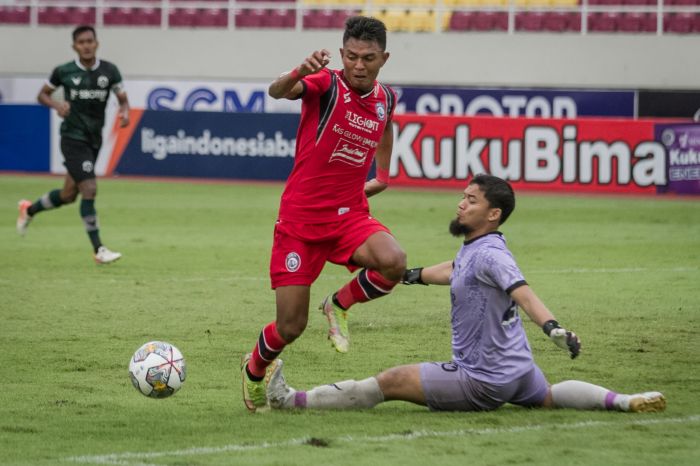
[1,174,699,466]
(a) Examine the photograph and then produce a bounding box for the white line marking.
[66,414,700,465]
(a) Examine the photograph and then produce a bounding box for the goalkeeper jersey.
[48,58,124,149]
[450,232,533,385]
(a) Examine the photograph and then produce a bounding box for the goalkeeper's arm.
[510,285,581,359]
[402,261,453,286]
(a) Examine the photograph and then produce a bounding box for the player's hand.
[364,178,387,197]
[401,267,427,285]
[55,101,70,118]
[299,49,331,77]
[544,321,581,359]
[119,110,130,128]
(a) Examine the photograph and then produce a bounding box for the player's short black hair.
[343,16,387,51]
[470,174,515,225]
[72,25,96,42]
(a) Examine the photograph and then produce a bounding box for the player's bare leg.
[17,174,78,236]
[321,232,406,352]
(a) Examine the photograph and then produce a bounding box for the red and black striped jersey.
[278,68,396,224]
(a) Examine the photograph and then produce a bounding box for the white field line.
[66,414,700,465]
[1,266,698,286]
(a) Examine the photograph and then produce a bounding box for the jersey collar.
[75,58,101,71]
[338,71,378,99]
[463,231,503,246]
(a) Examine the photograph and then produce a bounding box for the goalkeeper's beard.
[449,217,471,237]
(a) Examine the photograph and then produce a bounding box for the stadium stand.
[0,0,699,34]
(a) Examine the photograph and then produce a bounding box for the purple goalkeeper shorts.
[419,362,549,411]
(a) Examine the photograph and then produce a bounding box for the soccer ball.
[128,341,186,398]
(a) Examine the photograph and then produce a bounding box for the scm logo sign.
[146,87,266,112]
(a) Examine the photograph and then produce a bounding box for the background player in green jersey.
[17,25,130,264]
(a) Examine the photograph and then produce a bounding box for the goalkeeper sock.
[296,377,384,409]
[28,189,64,216]
[335,269,398,310]
[248,321,287,379]
[551,380,623,410]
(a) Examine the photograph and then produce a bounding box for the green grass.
[1,174,699,466]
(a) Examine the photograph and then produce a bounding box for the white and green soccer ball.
[128,341,186,398]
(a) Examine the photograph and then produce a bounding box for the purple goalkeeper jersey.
[450,231,533,384]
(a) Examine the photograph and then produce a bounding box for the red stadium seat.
[0,6,30,24]
[541,12,577,32]
[304,10,333,29]
[169,8,198,27]
[516,12,544,32]
[38,7,70,25]
[197,8,228,27]
[262,8,295,28]
[665,12,694,33]
[588,12,618,32]
[235,9,266,28]
[449,11,473,31]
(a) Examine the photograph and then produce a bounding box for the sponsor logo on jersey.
[338,207,350,215]
[97,76,109,89]
[376,102,386,121]
[345,110,379,133]
[285,252,301,272]
[70,89,109,101]
[330,138,369,167]
[343,92,351,104]
[71,76,82,86]
[82,160,94,173]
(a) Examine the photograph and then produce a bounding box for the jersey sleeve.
[110,64,125,94]
[47,67,61,89]
[475,247,527,294]
[300,69,332,101]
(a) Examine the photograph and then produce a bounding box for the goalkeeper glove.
[401,267,427,285]
[542,320,581,359]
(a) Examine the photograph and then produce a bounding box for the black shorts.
[61,137,100,183]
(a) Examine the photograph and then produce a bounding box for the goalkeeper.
[265,174,666,413]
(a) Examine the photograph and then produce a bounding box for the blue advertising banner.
[392,86,636,118]
[0,105,50,172]
[656,123,700,195]
[113,111,299,181]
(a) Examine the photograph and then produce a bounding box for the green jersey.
[48,59,124,149]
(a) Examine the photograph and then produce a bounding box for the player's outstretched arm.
[402,261,453,286]
[269,49,331,100]
[510,285,581,359]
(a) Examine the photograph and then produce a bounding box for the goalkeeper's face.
[450,184,501,238]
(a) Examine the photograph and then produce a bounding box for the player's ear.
[488,208,502,224]
[339,47,344,59]
[381,51,390,65]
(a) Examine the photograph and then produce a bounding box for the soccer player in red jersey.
[241,16,406,412]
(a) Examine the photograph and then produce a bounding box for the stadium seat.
[381,9,408,31]
[262,8,295,28]
[235,9,266,28]
[588,12,618,32]
[38,7,70,25]
[198,8,228,27]
[405,9,436,32]
[169,8,198,27]
[0,6,30,24]
[135,7,162,26]
[449,10,473,31]
[665,12,694,34]
[516,12,544,31]
[472,11,508,31]
[541,11,580,32]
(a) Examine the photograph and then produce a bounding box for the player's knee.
[380,249,407,282]
[276,319,307,343]
[61,192,78,204]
